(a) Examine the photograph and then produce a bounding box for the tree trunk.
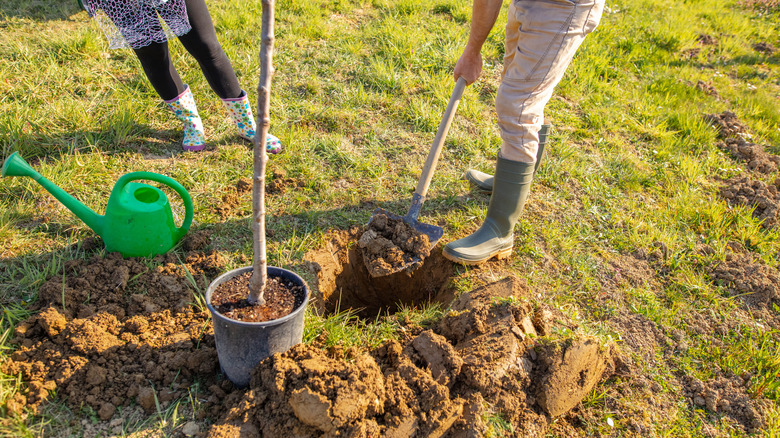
[248,0,276,305]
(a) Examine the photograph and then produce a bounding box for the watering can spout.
[2,152,105,234]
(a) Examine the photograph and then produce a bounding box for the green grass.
[1,0,780,435]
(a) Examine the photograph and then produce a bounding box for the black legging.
[133,0,242,101]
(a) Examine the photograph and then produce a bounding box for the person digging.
[443,0,605,265]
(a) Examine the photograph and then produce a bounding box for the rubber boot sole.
[442,245,513,265]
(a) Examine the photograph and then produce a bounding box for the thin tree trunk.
[248,0,276,305]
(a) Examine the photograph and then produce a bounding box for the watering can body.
[2,152,193,258]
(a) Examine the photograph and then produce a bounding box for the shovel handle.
[408,77,467,220]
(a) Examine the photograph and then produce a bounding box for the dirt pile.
[3,228,611,437]
[208,277,613,437]
[682,375,771,434]
[0,237,230,425]
[705,111,780,173]
[358,212,432,277]
[720,176,780,229]
[718,137,780,173]
[705,111,749,139]
[710,252,780,324]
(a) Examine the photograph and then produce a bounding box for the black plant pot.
[206,266,309,388]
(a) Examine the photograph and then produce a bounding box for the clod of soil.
[210,272,305,322]
[753,41,776,54]
[357,213,432,277]
[705,110,749,139]
[720,176,780,229]
[718,137,780,174]
[305,227,454,316]
[710,252,780,326]
[682,374,771,434]
[697,33,717,45]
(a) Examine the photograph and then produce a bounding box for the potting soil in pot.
[358,213,432,276]
[210,272,306,322]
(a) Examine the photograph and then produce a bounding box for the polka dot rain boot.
[164,85,206,151]
[221,90,282,154]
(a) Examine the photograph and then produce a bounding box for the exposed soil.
[705,110,750,139]
[207,275,612,438]
[305,226,454,316]
[704,111,780,174]
[719,137,780,173]
[357,212,432,277]
[210,272,305,323]
[697,33,717,45]
[1,235,229,423]
[1,228,614,437]
[753,41,776,54]
[709,251,780,327]
[213,177,252,219]
[720,176,780,229]
[267,167,305,194]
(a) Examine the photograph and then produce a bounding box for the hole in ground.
[304,227,457,317]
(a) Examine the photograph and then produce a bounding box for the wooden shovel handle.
[413,77,467,200]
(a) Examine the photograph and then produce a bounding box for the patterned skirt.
[82,0,192,49]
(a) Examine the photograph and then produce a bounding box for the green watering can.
[2,152,193,258]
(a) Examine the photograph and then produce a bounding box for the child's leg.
[132,42,205,151]
[176,0,282,153]
[133,42,186,101]
[176,0,241,99]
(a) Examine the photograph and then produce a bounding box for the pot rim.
[206,265,309,328]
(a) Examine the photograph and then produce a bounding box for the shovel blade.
[363,208,443,277]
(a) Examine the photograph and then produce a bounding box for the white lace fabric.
[82,0,192,49]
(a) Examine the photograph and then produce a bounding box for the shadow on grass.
[1,124,232,162]
[0,0,83,21]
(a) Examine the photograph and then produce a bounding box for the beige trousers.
[497,0,604,163]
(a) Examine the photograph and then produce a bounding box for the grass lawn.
[1,0,780,436]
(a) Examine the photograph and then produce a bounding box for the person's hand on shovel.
[454,46,482,85]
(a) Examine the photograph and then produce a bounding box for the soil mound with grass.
[1,240,230,426]
[709,252,780,325]
[358,212,432,277]
[705,111,749,139]
[720,176,780,229]
[718,137,780,174]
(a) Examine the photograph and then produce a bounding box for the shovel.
[365,77,467,276]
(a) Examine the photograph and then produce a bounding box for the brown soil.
[305,226,454,316]
[753,41,776,54]
[705,111,780,173]
[697,33,717,45]
[1,237,230,422]
[2,228,614,437]
[210,272,305,322]
[720,176,780,229]
[705,110,750,139]
[213,177,253,219]
[357,212,432,277]
[207,276,612,438]
[267,167,305,194]
[709,251,780,326]
[718,137,780,173]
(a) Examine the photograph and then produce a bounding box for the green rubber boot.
[465,124,551,193]
[443,156,535,264]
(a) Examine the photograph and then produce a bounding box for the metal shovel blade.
[362,205,443,277]
[361,78,467,277]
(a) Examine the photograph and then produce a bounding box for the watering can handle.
[115,171,194,238]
